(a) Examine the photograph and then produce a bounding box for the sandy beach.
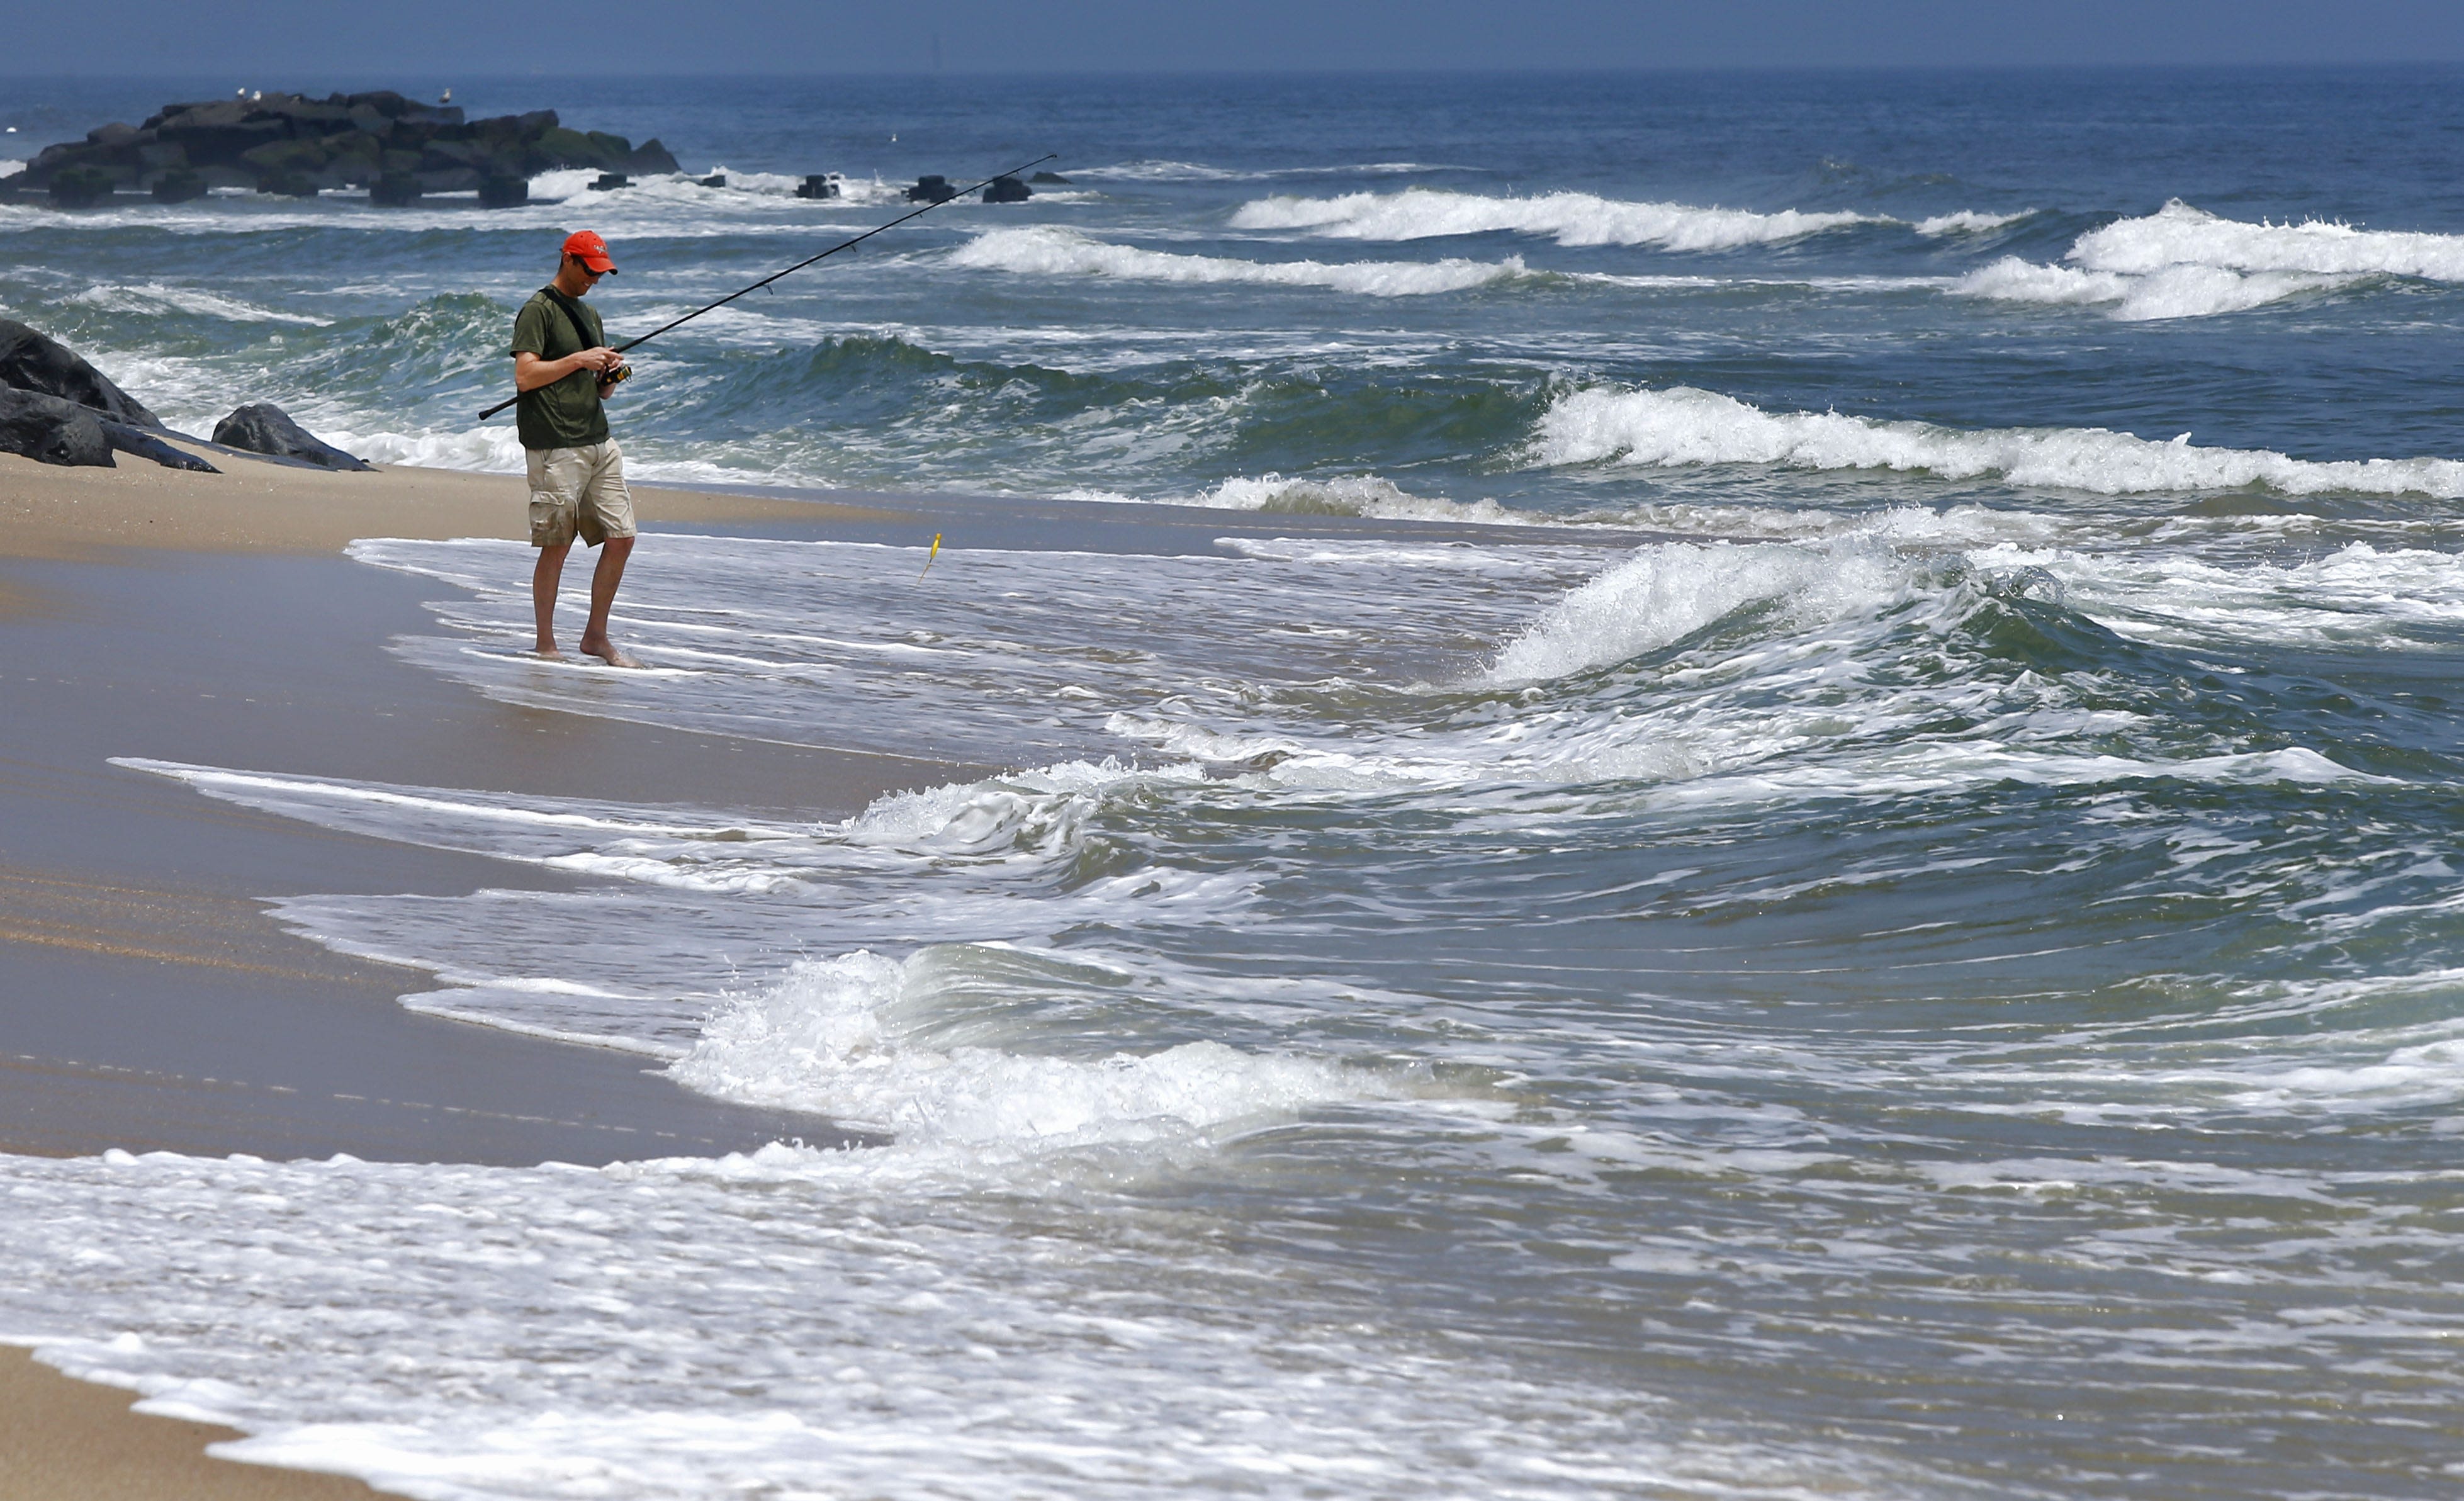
[0,441,957,1496]
[0,436,1619,1497]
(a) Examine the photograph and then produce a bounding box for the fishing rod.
[480,153,1057,422]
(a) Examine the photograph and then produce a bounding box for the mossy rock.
[152,169,207,203]
[240,137,332,172]
[48,168,115,208]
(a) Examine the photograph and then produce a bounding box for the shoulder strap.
[539,286,600,351]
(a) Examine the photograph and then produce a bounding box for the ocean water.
[8,68,2464,1498]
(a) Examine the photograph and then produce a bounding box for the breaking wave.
[947,226,1527,296]
[1230,187,1887,250]
[1952,256,2351,321]
[1914,210,2034,235]
[1954,201,2464,320]
[1528,385,2464,498]
[673,948,1392,1147]
[69,280,332,325]
[1071,159,1448,182]
[2076,198,2464,281]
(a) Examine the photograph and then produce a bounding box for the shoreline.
[0,442,1636,1500]
[0,436,907,562]
[0,445,963,1498]
[0,1345,383,1501]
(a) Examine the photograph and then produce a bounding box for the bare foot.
[533,642,565,661]
[578,636,643,668]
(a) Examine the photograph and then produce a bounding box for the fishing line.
[480,154,1056,422]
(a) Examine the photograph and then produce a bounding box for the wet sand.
[0,435,901,559]
[0,441,1631,1497]
[0,444,970,1497]
[0,1345,380,1501]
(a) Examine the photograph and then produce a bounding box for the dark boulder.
[0,320,163,428]
[906,174,957,204]
[102,420,218,471]
[213,403,372,471]
[478,176,529,208]
[796,174,841,200]
[1029,170,1070,185]
[981,174,1031,204]
[0,388,114,467]
[369,174,420,206]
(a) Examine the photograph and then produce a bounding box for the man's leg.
[577,536,640,668]
[575,442,643,668]
[532,541,571,656]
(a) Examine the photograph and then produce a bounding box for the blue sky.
[14,0,2464,74]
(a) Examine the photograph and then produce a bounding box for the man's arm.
[515,347,622,392]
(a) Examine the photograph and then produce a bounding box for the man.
[510,229,641,666]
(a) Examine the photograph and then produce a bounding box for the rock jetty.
[13,91,680,201]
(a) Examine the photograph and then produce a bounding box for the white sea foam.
[68,280,332,325]
[1951,200,2464,320]
[0,158,23,179]
[1230,187,1886,250]
[324,422,525,473]
[1954,255,2348,320]
[1913,210,2032,235]
[525,167,600,201]
[0,1143,1874,1501]
[1970,537,2464,653]
[947,226,1526,296]
[673,949,1390,1143]
[1047,475,1542,527]
[1072,159,1447,182]
[2075,198,2464,281]
[1183,472,1538,524]
[1488,541,1905,682]
[1527,385,2464,498]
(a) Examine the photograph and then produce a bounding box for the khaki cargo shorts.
[526,439,636,548]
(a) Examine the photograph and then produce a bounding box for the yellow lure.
[918,532,942,578]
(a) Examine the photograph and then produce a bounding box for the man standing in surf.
[510,229,641,667]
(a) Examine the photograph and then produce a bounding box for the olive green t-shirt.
[508,290,612,451]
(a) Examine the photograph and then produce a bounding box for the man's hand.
[515,347,624,393]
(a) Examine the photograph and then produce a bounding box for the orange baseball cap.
[563,230,617,273]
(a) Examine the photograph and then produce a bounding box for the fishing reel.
[602,359,633,388]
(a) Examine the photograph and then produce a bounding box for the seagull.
[441,88,453,104]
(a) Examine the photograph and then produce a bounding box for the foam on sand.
[947,226,1526,296]
[1230,187,1887,250]
[1527,385,2464,498]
